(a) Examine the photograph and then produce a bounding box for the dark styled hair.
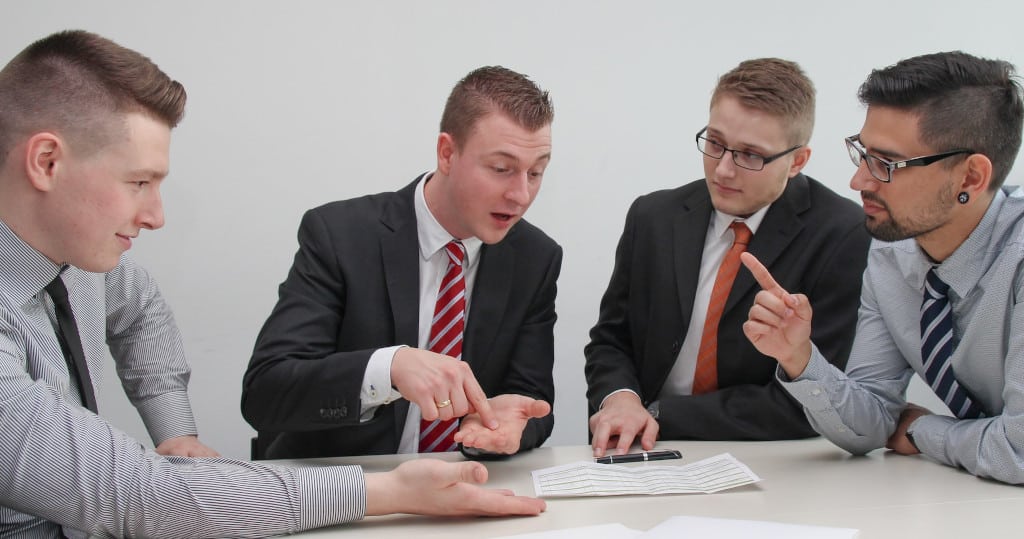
[439,66,553,148]
[0,29,186,166]
[858,51,1024,189]
[711,58,816,146]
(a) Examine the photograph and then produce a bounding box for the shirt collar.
[710,203,771,240]
[0,218,64,306]
[414,172,483,264]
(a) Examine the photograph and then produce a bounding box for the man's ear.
[959,153,993,196]
[787,146,812,178]
[436,132,457,175]
[24,132,63,192]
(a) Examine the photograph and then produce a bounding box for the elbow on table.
[823,431,885,457]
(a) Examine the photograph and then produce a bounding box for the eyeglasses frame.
[844,134,974,183]
[695,126,803,171]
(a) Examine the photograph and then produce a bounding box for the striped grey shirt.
[0,220,366,537]
[782,186,1024,484]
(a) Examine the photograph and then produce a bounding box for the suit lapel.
[465,234,514,372]
[674,189,714,330]
[726,174,809,312]
[380,180,422,346]
[379,179,422,435]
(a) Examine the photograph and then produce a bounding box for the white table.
[280,439,1021,538]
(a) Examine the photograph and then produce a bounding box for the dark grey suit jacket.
[243,176,561,458]
[585,174,870,440]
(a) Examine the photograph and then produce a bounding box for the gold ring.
[436,399,452,409]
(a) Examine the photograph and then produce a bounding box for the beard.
[863,180,956,242]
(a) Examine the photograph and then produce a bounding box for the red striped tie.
[692,222,751,395]
[418,241,466,452]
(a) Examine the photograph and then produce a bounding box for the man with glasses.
[585,58,871,457]
[743,51,1024,484]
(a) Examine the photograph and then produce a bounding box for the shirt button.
[811,389,821,396]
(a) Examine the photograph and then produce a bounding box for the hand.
[391,347,497,430]
[455,394,551,454]
[364,459,546,517]
[154,435,220,458]
[886,403,932,455]
[740,252,814,379]
[589,391,658,458]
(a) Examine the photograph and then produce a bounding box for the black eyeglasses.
[696,127,802,171]
[845,135,974,183]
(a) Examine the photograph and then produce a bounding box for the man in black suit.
[585,58,871,457]
[242,66,559,459]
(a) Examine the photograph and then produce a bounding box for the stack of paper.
[532,453,760,497]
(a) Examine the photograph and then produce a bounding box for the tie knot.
[730,222,752,246]
[924,268,950,299]
[444,241,465,266]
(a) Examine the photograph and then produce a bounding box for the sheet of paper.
[532,453,760,497]
[492,523,643,539]
[642,515,858,538]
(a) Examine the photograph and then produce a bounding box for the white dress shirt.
[659,206,769,398]
[358,173,482,452]
[601,205,769,409]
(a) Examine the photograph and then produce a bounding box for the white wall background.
[3,1,1021,460]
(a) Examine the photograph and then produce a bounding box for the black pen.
[594,449,682,464]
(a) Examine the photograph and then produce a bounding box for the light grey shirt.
[0,220,365,537]
[781,186,1024,484]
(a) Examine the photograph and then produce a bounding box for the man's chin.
[74,255,123,273]
[865,219,908,243]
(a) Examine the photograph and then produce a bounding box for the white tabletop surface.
[278,439,1022,538]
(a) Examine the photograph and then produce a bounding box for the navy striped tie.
[920,269,984,419]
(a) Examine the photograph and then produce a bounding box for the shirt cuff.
[360,345,406,420]
[135,390,198,446]
[907,413,956,461]
[599,388,640,410]
[776,348,837,413]
[294,464,367,529]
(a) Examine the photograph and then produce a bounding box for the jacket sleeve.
[584,198,645,414]
[242,208,378,432]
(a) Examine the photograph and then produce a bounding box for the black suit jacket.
[243,176,561,458]
[585,174,870,440]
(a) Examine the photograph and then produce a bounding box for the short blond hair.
[711,58,815,146]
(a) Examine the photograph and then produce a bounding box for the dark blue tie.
[920,269,983,419]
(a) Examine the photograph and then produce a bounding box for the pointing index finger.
[740,252,785,294]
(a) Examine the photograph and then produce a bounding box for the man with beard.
[742,51,1024,484]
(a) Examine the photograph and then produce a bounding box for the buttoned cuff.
[360,345,406,420]
[776,349,852,435]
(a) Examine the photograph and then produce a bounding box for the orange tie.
[692,221,752,395]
